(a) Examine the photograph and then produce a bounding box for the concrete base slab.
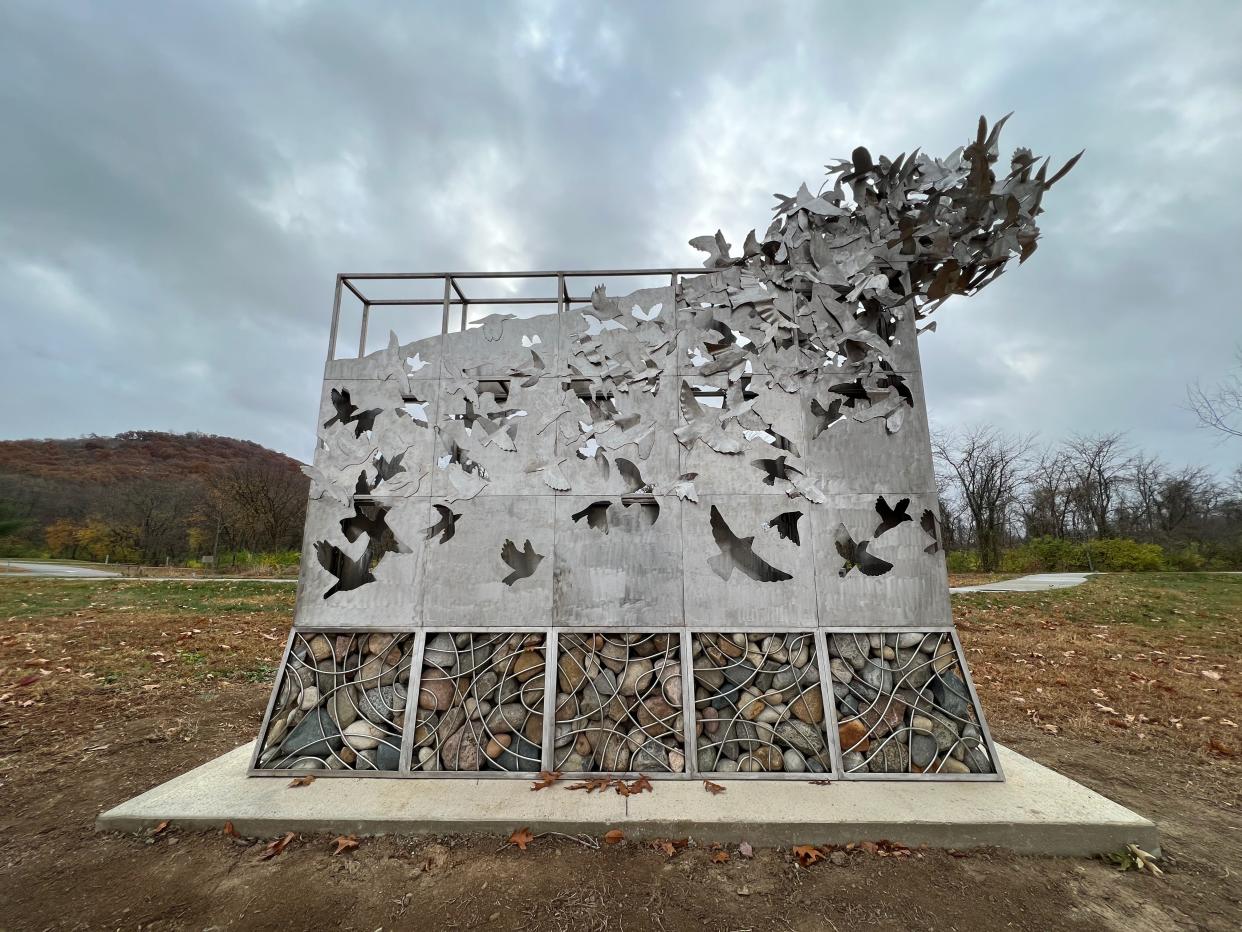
[97,743,1158,856]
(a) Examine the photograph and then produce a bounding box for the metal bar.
[398,631,427,774]
[340,277,368,305]
[459,299,469,331]
[541,629,558,772]
[440,276,451,336]
[364,296,563,307]
[247,628,298,773]
[815,630,845,778]
[450,278,468,303]
[357,303,370,358]
[340,268,711,280]
[325,276,344,365]
[679,630,697,777]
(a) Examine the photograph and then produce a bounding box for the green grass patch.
[953,572,1242,630]
[0,578,295,619]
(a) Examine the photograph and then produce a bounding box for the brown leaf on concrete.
[222,821,240,838]
[287,775,316,788]
[703,780,726,795]
[151,819,170,836]
[530,770,562,791]
[567,777,615,793]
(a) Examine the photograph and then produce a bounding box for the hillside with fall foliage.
[0,431,308,563]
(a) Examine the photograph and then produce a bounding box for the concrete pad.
[951,572,1092,593]
[97,743,1158,856]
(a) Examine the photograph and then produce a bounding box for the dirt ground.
[1,574,1239,931]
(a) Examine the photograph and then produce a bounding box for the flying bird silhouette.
[674,380,744,454]
[873,495,912,537]
[500,539,544,586]
[708,506,793,583]
[571,501,612,534]
[809,397,845,438]
[424,504,462,544]
[324,388,383,439]
[921,508,940,554]
[833,524,894,577]
[766,510,804,545]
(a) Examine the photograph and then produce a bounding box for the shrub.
[1085,538,1166,572]
[946,549,980,573]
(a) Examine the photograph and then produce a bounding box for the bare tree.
[933,426,1034,571]
[1022,447,1075,538]
[1188,347,1242,440]
[207,462,308,553]
[1065,433,1131,539]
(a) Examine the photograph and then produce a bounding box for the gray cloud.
[2,0,1239,473]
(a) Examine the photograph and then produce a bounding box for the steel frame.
[326,268,703,362]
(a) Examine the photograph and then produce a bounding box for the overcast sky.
[2,1,1239,474]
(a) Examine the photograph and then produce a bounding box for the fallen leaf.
[223,821,240,838]
[703,780,726,795]
[15,674,39,688]
[809,779,832,786]
[530,770,562,791]
[736,885,751,896]
[711,850,729,864]
[738,841,754,859]
[332,835,360,855]
[652,838,688,857]
[259,832,295,860]
[1200,670,1222,681]
[509,827,535,851]
[625,775,655,795]
[793,844,824,867]
[567,777,615,793]
[288,775,316,788]
[152,819,170,836]
[1207,738,1236,759]
[603,829,625,845]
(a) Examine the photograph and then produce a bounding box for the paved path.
[951,572,1092,593]
[0,562,294,583]
[0,561,121,578]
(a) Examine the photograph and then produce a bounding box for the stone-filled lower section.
[826,631,995,776]
[411,632,547,772]
[690,632,832,775]
[552,633,686,773]
[255,631,414,772]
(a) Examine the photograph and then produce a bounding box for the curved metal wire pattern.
[256,632,414,772]
[411,632,546,772]
[690,633,830,774]
[827,632,994,775]
[553,633,685,773]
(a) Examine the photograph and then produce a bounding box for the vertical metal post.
[398,631,427,774]
[325,276,344,367]
[949,629,1005,780]
[440,276,452,336]
[815,631,845,778]
[541,629,559,772]
[358,303,370,358]
[248,628,298,773]
[679,630,697,777]
[459,298,469,332]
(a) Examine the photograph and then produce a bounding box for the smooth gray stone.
[278,706,342,759]
[493,733,541,772]
[830,634,868,671]
[932,671,972,720]
[910,733,938,769]
[776,720,825,756]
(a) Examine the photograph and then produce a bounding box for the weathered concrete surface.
[97,742,1158,856]
[951,572,1092,593]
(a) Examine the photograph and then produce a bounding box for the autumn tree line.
[0,432,307,568]
[933,428,1242,573]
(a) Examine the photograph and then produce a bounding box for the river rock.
[360,682,406,726]
[841,750,866,773]
[485,702,528,734]
[932,672,972,719]
[830,634,868,671]
[423,633,457,669]
[861,661,894,694]
[776,720,825,756]
[440,726,482,770]
[631,738,670,772]
[299,686,320,711]
[342,719,382,751]
[619,659,655,696]
[307,635,333,662]
[279,706,342,758]
[837,718,869,752]
[512,649,543,683]
[417,746,437,771]
[790,687,824,724]
[909,732,938,769]
[418,669,456,710]
[600,639,629,673]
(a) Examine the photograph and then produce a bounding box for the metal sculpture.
[253,115,1078,780]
